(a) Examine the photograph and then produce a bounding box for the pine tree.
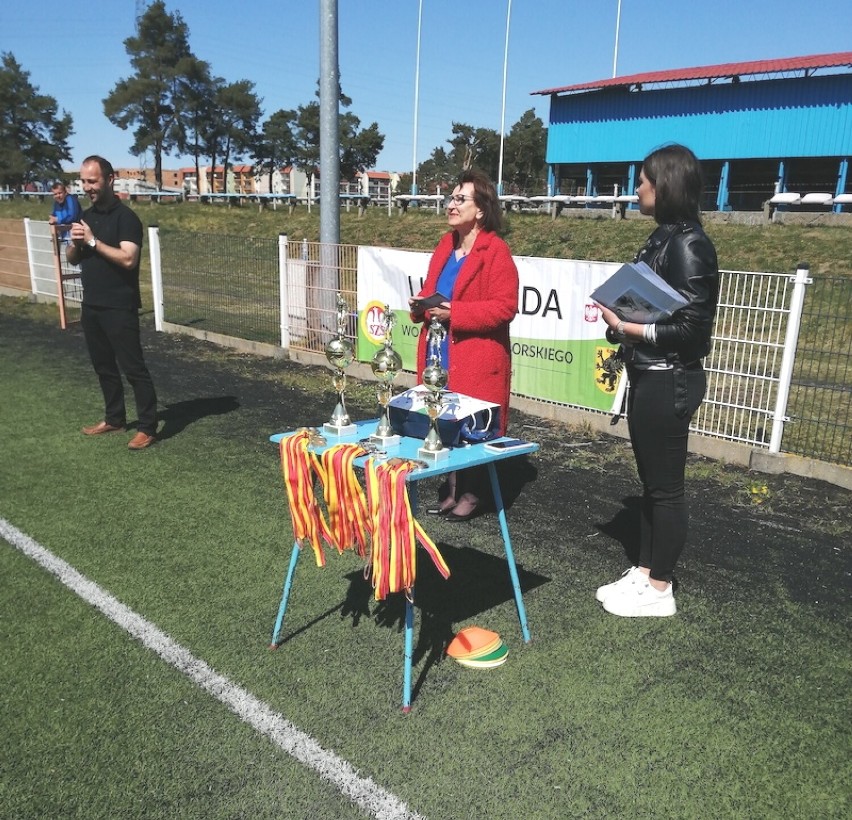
[103,0,193,188]
[0,53,73,191]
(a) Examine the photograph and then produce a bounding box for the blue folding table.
[269,419,538,711]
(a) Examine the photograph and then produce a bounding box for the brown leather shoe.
[128,431,156,450]
[82,421,126,436]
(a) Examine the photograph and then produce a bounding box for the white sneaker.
[595,566,641,603]
[602,579,677,617]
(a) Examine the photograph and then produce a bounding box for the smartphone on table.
[484,438,529,453]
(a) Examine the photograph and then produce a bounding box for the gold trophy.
[417,317,450,461]
[323,293,357,436]
[370,304,402,446]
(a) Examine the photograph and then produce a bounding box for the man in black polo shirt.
[67,155,158,450]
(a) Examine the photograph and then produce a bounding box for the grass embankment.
[3,198,850,276]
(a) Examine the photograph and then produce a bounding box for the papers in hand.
[591,261,688,323]
[411,291,450,312]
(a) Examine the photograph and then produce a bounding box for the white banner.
[356,245,625,410]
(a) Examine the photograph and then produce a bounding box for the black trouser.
[81,304,158,435]
[626,364,706,583]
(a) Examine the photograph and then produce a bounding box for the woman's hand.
[598,303,633,344]
[408,296,423,316]
[597,304,619,332]
[409,296,450,322]
[428,302,451,323]
[598,303,652,345]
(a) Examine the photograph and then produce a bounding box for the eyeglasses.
[447,194,475,206]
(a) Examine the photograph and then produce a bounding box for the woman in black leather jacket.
[595,144,719,618]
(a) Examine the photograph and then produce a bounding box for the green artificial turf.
[1,299,849,819]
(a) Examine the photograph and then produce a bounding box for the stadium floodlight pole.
[612,0,622,78]
[411,0,423,195]
[319,0,341,334]
[497,0,512,196]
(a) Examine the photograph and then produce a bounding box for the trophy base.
[370,433,401,447]
[418,445,450,462]
[323,422,357,437]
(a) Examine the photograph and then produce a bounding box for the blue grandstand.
[532,51,852,213]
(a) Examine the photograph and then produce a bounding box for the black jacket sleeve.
[654,230,719,360]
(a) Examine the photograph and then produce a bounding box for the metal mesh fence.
[694,269,793,446]
[159,230,280,344]
[693,270,852,464]
[283,238,359,355]
[52,228,83,326]
[784,275,851,464]
[154,232,850,467]
[19,220,83,326]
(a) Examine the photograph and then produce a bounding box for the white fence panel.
[693,267,807,449]
[23,219,83,308]
[24,219,60,298]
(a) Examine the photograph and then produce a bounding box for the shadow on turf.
[268,453,544,704]
[486,456,539,512]
[596,495,642,566]
[153,395,240,440]
[340,544,550,704]
[597,495,688,593]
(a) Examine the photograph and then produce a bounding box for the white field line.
[1,517,424,820]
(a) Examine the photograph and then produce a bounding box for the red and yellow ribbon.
[314,443,370,557]
[278,431,331,566]
[280,434,451,598]
[364,458,451,601]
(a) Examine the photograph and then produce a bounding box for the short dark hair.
[457,169,503,233]
[642,143,704,224]
[51,181,67,192]
[81,155,115,180]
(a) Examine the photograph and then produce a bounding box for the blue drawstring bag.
[387,387,500,446]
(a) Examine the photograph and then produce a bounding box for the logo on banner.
[584,302,600,323]
[594,346,623,394]
[360,300,388,345]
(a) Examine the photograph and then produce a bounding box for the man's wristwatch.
[86,237,97,249]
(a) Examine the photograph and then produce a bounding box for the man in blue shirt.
[49,181,82,244]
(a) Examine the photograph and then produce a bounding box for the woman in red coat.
[409,169,519,521]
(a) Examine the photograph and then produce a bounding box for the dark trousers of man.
[81,304,158,435]
[626,364,706,583]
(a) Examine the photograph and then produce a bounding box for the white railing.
[22,219,83,327]
[146,230,812,454]
[693,265,810,452]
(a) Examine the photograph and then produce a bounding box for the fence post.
[768,262,812,453]
[278,234,290,349]
[50,225,69,330]
[148,225,164,332]
[23,218,39,294]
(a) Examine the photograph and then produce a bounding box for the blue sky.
[3,0,851,175]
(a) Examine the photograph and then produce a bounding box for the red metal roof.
[532,51,852,96]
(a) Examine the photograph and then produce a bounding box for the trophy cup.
[323,293,357,437]
[417,317,450,462]
[370,305,402,446]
